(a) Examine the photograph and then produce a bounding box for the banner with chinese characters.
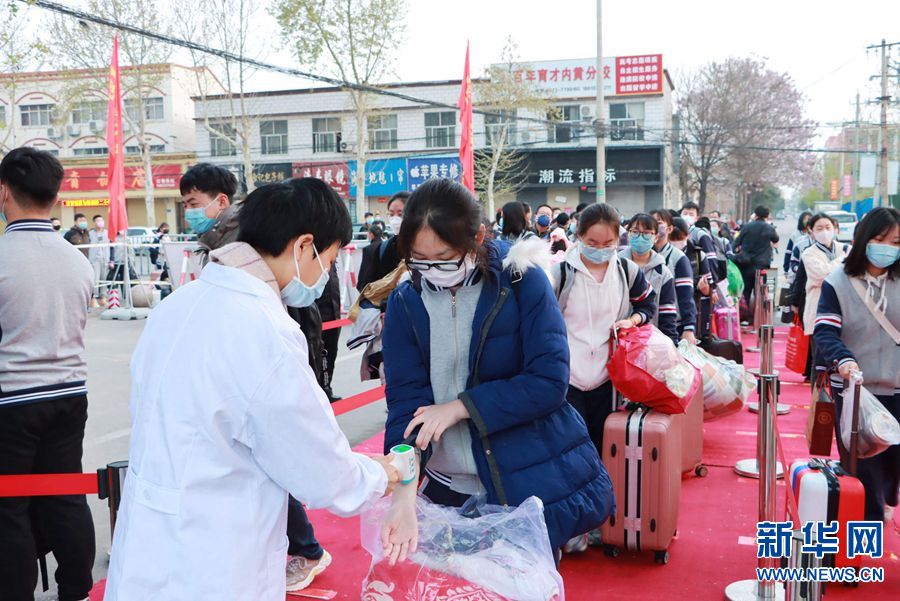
[500,54,664,99]
[62,198,111,208]
[520,148,663,188]
[348,158,408,197]
[60,163,182,193]
[407,156,462,190]
[292,161,350,197]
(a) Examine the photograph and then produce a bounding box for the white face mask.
[813,230,835,247]
[671,239,687,251]
[681,215,696,227]
[388,215,403,234]
[423,254,476,289]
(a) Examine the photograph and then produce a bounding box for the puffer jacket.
[383,238,615,549]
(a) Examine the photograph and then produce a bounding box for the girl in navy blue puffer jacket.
[380,178,614,554]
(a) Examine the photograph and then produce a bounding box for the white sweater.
[562,253,623,391]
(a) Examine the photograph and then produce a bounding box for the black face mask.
[161,229,169,235]
[52,224,62,231]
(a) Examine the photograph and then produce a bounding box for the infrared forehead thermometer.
[389,444,417,485]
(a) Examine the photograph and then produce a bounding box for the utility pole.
[868,39,898,207]
[594,0,606,204]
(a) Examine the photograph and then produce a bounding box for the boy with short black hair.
[0,147,96,601]
[180,162,240,257]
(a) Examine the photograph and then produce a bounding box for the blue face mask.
[629,232,655,255]
[185,198,221,234]
[580,242,616,264]
[0,198,7,224]
[866,243,900,269]
[281,241,329,308]
[77,221,88,230]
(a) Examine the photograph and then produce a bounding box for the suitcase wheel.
[654,550,669,565]
[603,545,620,558]
[695,464,708,478]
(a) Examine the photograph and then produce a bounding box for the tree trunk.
[698,177,707,213]
[242,128,255,194]
[142,146,156,226]
[355,101,367,223]
[487,156,498,219]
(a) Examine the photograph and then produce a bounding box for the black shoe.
[325,388,342,403]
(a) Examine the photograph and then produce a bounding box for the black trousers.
[0,396,95,601]
[321,328,340,393]
[566,381,615,456]
[286,497,323,559]
[834,389,900,522]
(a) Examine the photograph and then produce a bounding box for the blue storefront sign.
[348,158,408,197]
[408,155,462,190]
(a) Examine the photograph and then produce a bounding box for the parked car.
[826,210,858,244]
[126,226,158,256]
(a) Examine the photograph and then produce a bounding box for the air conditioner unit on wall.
[67,125,81,137]
[89,120,102,132]
[580,105,595,120]
[47,127,63,140]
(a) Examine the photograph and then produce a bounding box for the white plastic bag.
[841,384,900,459]
[678,340,756,420]
[360,495,563,601]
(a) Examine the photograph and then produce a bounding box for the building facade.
[194,53,679,220]
[0,64,216,228]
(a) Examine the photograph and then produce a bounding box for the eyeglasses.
[628,231,656,239]
[406,256,465,272]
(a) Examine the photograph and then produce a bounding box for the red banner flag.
[106,37,128,236]
[458,42,475,194]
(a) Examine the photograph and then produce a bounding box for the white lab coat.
[105,262,387,600]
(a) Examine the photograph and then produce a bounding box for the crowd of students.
[1,146,897,601]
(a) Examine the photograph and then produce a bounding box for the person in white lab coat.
[105,180,401,600]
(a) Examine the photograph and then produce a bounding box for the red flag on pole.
[106,37,128,236]
[458,42,475,193]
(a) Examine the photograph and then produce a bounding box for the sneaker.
[885,505,895,523]
[91,298,100,309]
[285,549,332,592]
[587,528,603,547]
[562,533,588,554]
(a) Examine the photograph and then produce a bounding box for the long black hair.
[501,201,529,238]
[796,210,812,233]
[844,207,900,279]
[397,178,486,270]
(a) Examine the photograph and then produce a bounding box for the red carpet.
[90,327,898,599]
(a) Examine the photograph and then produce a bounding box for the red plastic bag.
[784,318,809,374]
[607,325,702,414]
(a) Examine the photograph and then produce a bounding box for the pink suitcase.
[600,405,682,564]
[714,305,741,342]
[679,377,707,477]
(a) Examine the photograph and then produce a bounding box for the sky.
[242,0,899,145]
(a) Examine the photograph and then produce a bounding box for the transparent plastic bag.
[361,495,563,601]
[841,384,900,459]
[678,341,756,420]
[630,325,697,400]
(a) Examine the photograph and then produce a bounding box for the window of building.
[124,97,165,122]
[425,111,456,148]
[368,114,398,151]
[260,120,288,155]
[73,147,109,156]
[125,144,166,154]
[20,104,55,127]
[0,106,6,128]
[312,117,341,153]
[71,101,107,125]
[609,102,645,141]
[209,123,237,157]
[484,110,516,146]
[547,105,582,144]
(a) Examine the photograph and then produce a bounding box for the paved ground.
[34,215,797,598]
